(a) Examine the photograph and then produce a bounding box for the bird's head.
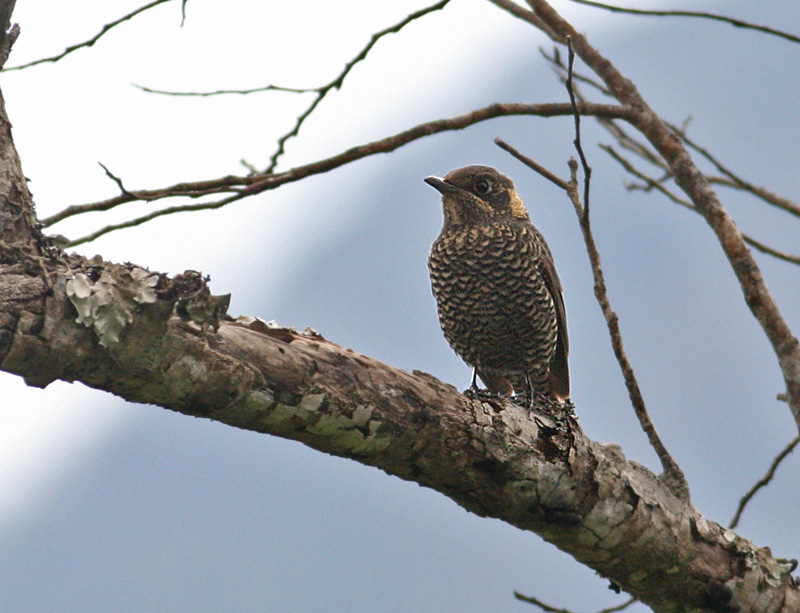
[425,165,529,226]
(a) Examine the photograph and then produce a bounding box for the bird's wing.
[537,235,570,401]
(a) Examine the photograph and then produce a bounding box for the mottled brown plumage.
[426,165,569,402]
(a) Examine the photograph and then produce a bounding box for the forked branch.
[43,101,636,246]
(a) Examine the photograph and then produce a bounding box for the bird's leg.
[514,372,560,411]
[464,367,482,399]
[523,372,535,409]
[510,372,537,409]
[464,367,509,400]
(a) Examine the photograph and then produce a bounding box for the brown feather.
[426,165,570,402]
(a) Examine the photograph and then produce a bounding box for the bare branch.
[514,591,573,613]
[97,162,138,200]
[563,9,800,265]
[600,144,692,209]
[595,112,800,225]
[564,153,689,497]
[515,591,637,613]
[485,0,563,41]
[539,47,611,97]
[2,0,177,72]
[68,192,247,247]
[264,0,452,173]
[568,0,800,46]
[565,39,591,219]
[729,435,800,529]
[494,137,568,190]
[741,236,800,267]
[43,100,636,243]
[132,83,315,96]
[601,145,800,267]
[673,127,800,220]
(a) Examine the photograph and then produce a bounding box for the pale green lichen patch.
[298,393,325,413]
[351,404,373,428]
[258,393,390,454]
[265,403,304,425]
[305,405,391,454]
[240,390,275,417]
[66,267,158,347]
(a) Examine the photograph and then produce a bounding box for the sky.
[1,1,800,611]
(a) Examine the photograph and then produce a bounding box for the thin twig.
[729,435,800,529]
[600,146,800,266]
[540,47,612,98]
[2,0,175,71]
[97,162,139,200]
[595,118,667,171]
[600,144,693,210]
[264,0,452,173]
[568,0,800,45]
[68,192,247,246]
[514,591,637,613]
[565,39,591,219]
[741,236,800,266]
[494,138,568,190]
[566,157,688,500]
[514,592,572,613]
[560,49,688,499]
[672,127,800,220]
[132,83,315,96]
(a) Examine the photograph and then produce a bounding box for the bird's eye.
[474,179,491,194]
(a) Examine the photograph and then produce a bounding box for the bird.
[425,165,569,403]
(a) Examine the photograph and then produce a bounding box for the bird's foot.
[514,388,553,410]
[464,386,504,400]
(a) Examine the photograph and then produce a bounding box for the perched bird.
[425,165,569,402]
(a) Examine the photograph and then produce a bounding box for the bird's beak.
[424,176,457,194]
